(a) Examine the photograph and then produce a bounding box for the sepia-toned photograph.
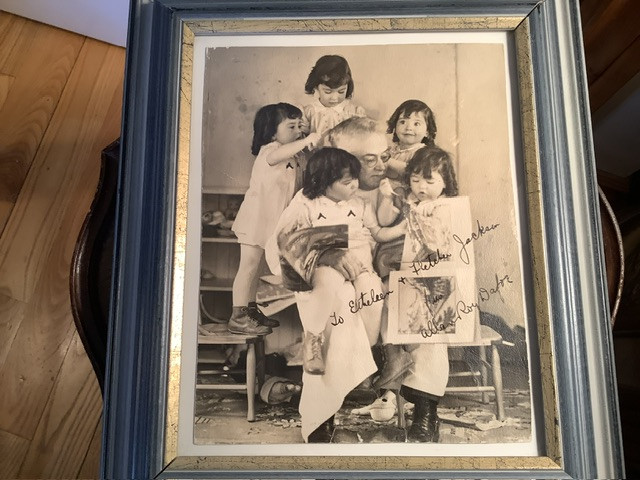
[180,31,537,454]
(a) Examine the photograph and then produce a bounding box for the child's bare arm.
[377,197,399,226]
[377,179,401,226]
[362,196,404,242]
[370,219,407,243]
[266,133,321,165]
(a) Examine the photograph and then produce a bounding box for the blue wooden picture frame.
[102,1,625,478]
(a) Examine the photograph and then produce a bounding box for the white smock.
[232,141,298,248]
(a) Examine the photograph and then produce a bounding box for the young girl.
[372,145,458,395]
[229,103,320,335]
[273,147,406,375]
[302,55,366,138]
[376,145,458,280]
[378,100,438,226]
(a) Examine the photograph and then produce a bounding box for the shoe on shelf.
[227,306,272,335]
[303,331,325,375]
[247,301,280,328]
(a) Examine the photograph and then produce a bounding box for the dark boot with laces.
[247,301,280,328]
[227,306,272,335]
[402,385,440,443]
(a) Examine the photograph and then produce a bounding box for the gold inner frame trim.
[165,13,195,464]
[514,19,563,466]
[187,16,523,34]
[168,454,561,471]
[165,14,562,474]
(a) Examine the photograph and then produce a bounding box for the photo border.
[102,1,624,479]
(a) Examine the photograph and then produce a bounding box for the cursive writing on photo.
[409,249,452,275]
[330,312,344,326]
[419,272,513,338]
[349,289,393,314]
[452,219,500,264]
[478,272,514,303]
[455,273,513,320]
[430,294,444,304]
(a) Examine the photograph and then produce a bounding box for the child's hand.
[305,132,322,149]
[379,178,395,198]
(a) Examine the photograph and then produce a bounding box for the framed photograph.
[103,1,624,479]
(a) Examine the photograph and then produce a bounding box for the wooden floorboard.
[19,333,102,479]
[0,36,123,303]
[0,14,84,234]
[0,13,124,479]
[0,429,30,479]
[77,416,103,480]
[0,293,26,367]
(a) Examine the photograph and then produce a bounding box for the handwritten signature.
[452,220,500,265]
[349,289,393,314]
[419,273,513,338]
[409,249,452,275]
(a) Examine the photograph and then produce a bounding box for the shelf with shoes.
[197,190,304,397]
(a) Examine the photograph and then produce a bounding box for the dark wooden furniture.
[69,139,119,392]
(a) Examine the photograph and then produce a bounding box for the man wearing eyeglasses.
[320,117,447,444]
[269,117,446,443]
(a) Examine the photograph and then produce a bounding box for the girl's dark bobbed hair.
[251,103,302,155]
[387,99,437,146]
[303,147,361,199]
[404,145,458,197]
[304,55,355,98]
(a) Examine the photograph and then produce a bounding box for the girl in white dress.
[229,103,320,335]
[301,55,366,138]
[378,99,438,226]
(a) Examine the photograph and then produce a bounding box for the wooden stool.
[197,327,266,422]
[447,324,505,420]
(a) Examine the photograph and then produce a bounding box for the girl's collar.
[313,97,348,113]
[319,194,349,206]
[394,142,423,152]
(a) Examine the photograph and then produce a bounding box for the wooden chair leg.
[256,339,266,391]
[479,345,489,404]
[491,344,505,420]
[246,343,256,422]
[396,392,406,429]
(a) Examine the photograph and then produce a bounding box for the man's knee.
[313,267,346,288]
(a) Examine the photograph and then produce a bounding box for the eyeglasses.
[360,151,391,168]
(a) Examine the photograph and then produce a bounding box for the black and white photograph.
[179,31,537,454]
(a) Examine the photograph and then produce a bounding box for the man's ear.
[325,131,334,147]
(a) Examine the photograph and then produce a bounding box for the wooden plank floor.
[0,13,124,479]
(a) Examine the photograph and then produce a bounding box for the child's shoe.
[247,301,280,328]
[351,389,396,417]
[227,306,272,335]
[303,331,325,375]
